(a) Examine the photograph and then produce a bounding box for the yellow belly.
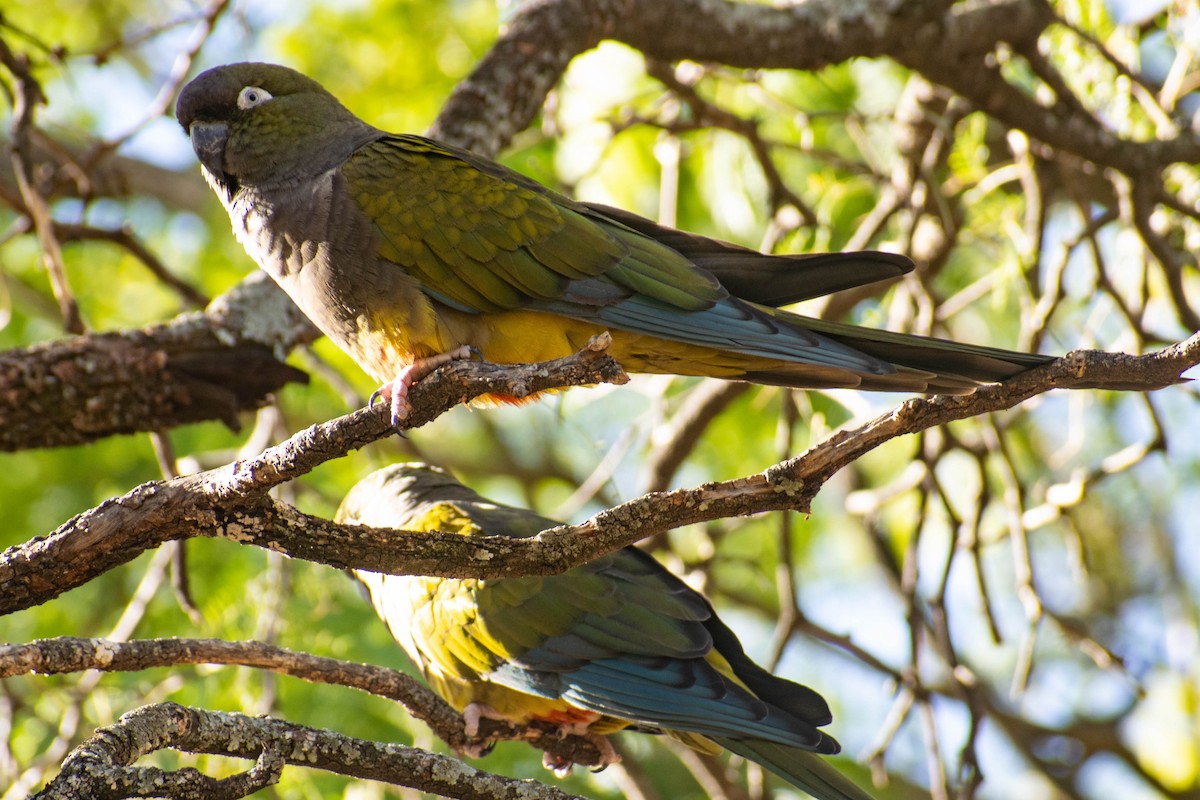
[443,308,786,379]
[345,301,797,395]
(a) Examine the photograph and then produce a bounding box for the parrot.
[176,62,1054,422]
[337,463,876,800]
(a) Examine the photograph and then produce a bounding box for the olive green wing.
[398,497,712,682]
[340,133,723,314]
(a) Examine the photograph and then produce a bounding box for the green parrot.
[176,62,1053,422]
[337,463,875,800]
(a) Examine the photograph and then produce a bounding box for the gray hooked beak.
[188,121,229,178]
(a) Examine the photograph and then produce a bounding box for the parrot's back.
[339,464,877,800]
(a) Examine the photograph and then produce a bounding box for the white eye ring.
[237,86,273,110]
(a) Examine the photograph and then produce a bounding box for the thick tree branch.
[435,0,957,154]
[2,338,1191,616]
[0,274,314,451]
[33,702,584,800]
[435,0,1200,174]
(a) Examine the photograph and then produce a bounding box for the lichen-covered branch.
[34,702,584,800]
[1,637,609,771]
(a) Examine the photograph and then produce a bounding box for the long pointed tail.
[735,311,1055,395]
[803,316,1055,389]
[713,737,877,800]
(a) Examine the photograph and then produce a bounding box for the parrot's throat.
[202,166,239,203]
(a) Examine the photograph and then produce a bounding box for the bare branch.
[0,37,81,333]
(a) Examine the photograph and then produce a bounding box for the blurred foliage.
[2,1,1200,799]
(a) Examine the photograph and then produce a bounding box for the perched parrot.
[177,62,1053,422]
[338,463,875,800]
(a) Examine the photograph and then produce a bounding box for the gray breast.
[228,172,374,341]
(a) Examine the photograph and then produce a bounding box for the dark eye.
[237,86,273,110]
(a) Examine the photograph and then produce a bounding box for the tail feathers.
[585,202,914,306]
[713,738,877,800]
[582,199,1052,392]
[741,363,980,395]
[794,316,1055,391]
[704,251,913,307]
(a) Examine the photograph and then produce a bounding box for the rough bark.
[2,637,608,771]
[0,274,315,450]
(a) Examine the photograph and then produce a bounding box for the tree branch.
[434,0,1200,175]
[33,702,584,800]
[0,336,628,615]
[0,273,314,451]
[434,0,961,155]
[1,637,610,772]
[3,337,1191,616]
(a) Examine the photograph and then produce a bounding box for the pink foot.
[459,702,504,758]
[462,702,505,738]
[371,345,475,424]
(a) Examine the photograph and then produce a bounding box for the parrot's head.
[339,463,562,546]
[176,62,379,199]
[336,463,482,530]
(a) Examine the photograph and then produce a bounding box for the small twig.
[54,223,210,308]
[640,381,749,493]
[88,0,233,153]
[149,431,204,624]
[0,39,81,333]
[1124,175,1200,332]
[646,58,820,225]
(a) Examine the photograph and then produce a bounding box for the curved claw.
[539,729,620,777]
[377,345,477,426]
[463,702,500,738]
[464,740,495,759]
[459,702,504,759]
